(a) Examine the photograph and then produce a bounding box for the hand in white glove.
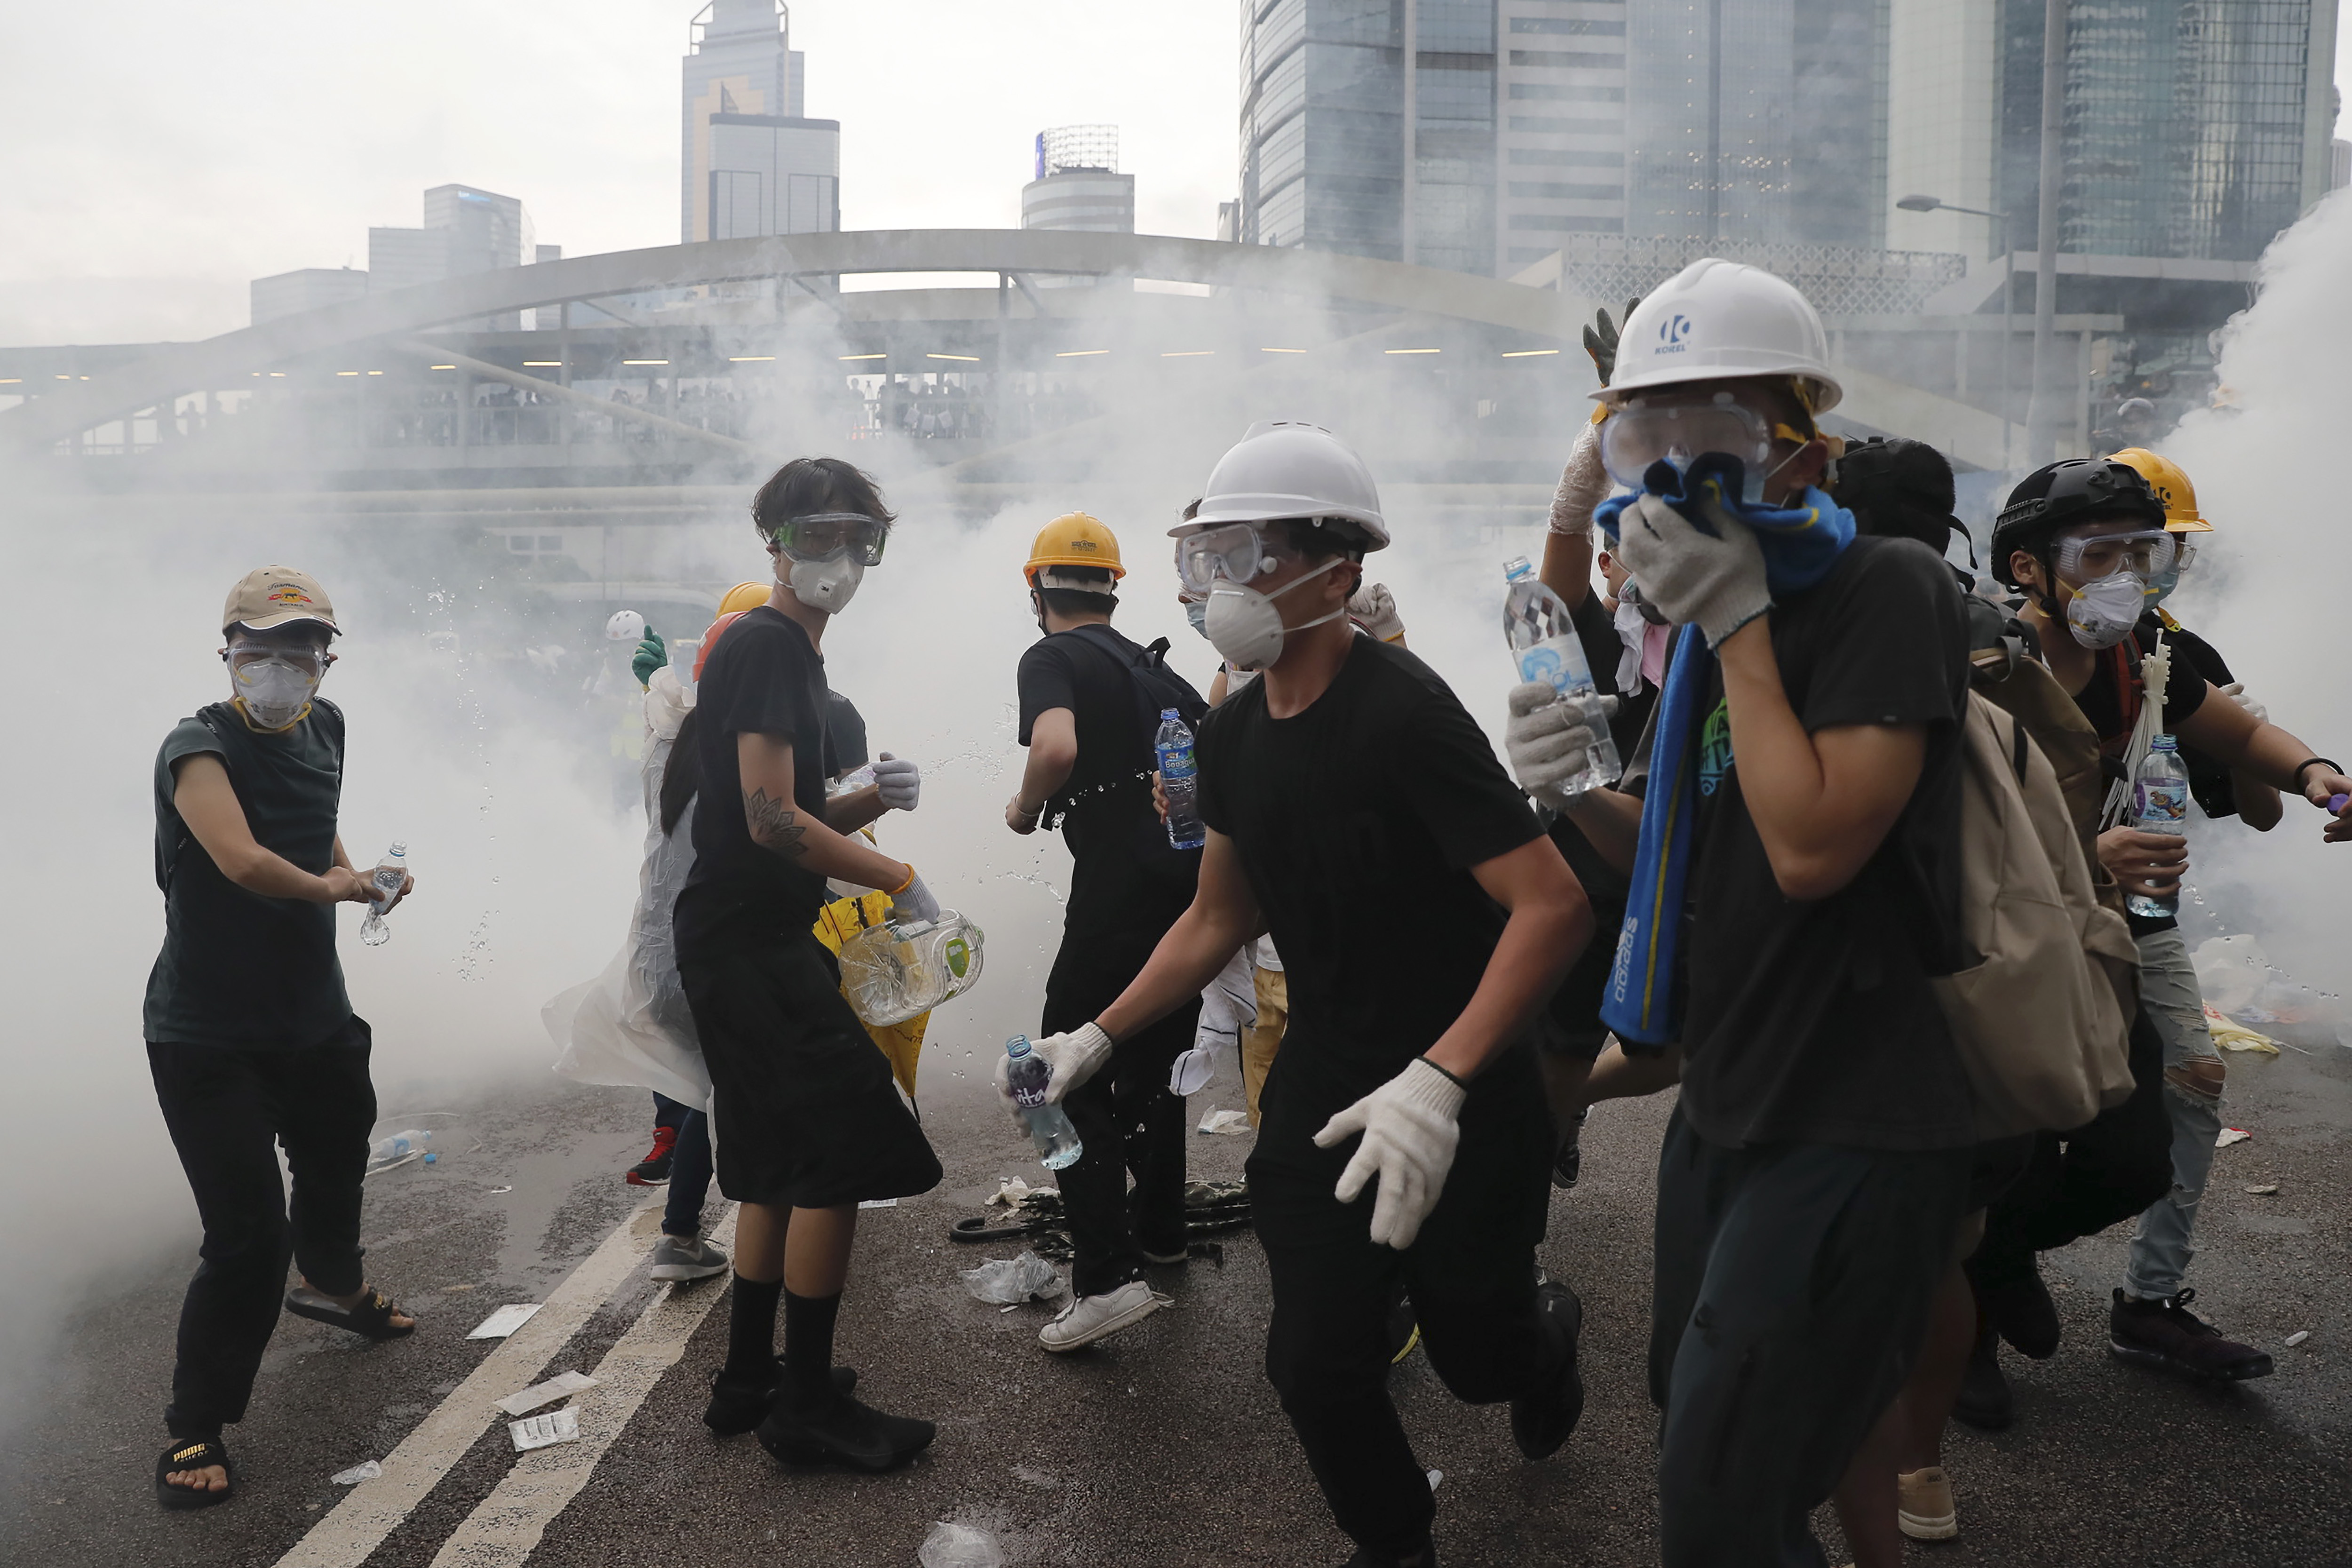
[889,868,940,927]
[1347,582,1406,644]
[1611,492,1771,647]
[2219,681,2268,726]
[873,751,922,811]
[1548,422,1608,538]
[1312,1057,1467,1250]
[992,1022,1113,1109]
[1506,683,1620,810]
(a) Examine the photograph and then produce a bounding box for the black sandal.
[284,1285,415,1341]
[156,1437,234,1510]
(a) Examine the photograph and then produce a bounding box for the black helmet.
[1990,459,2166,587]
[1834,437,1964,555]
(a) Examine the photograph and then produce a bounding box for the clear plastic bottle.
[1155,708,1207,850]
[1003,1035,1083,1170]
[359,841,408,947]
[2126,735,2190,921]
[1502,556,1621,800]
[837,912,985,1027]
[368,1129,434,1168]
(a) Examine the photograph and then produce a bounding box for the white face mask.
[1204,560,1349,672]
[2063,571,2146,649]
[785,554,864,614]
[232,660,321,729]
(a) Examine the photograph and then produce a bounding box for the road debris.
[961,1250,1064,1304]
[467,1303,543,1340]
[497,1370,599,1417]
[917,1521,1006,1568]
[2215,1128,2251,1148]
[508,1409,581,1452]
[330,1460,381,1485]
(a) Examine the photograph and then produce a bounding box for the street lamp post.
[1898,192,2015,474]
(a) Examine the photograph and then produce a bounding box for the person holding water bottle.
[1002,424,1595,1568]
[1002,512,1207,1352]
[143,567,417,1510]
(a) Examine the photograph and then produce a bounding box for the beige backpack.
[1933,691,2139,1138]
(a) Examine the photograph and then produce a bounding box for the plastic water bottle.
[1003,1036,1083,1170]
[2126,736,2189,920]
[359,842,407,946]
[1155,709,1207,850]
[1502,556,1621,800]
[368,1129,433,1168]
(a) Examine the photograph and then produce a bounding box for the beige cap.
[222,566,338,635]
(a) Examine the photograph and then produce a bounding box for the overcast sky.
[0,1,2346,342]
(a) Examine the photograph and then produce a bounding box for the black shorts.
[675,899,941,1210]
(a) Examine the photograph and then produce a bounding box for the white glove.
[992,1022,1113,1108]
[873,751,922,811]
[1347,582,1406,644]
[2219,681,2268,726]
[1548,422,1608,538]
[1312,1058,1467,1250]
[1506,683,1619,811]
[889,869,940,928]
[1611,492,1771,647]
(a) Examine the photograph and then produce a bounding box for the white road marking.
[271,1196,663,1568]
[425,1205,742,1565]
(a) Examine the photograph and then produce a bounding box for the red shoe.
[626,1124,678,1186]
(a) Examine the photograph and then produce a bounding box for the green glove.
[631,627,667,689]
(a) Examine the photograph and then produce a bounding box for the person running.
[146,567,417,1509]
[1515,261,1982,1567]
[1003,512,1207,1350]
[674,458,943,1472]
[1003,422,1593,1568]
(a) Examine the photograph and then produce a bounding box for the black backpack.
[1055,624,1208,860]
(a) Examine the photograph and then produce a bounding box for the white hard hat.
[1600,258,1842,414]
[605,609,646,642]
[1182,421,1390,550]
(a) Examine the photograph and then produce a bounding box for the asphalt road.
[6,1036,2350,1568]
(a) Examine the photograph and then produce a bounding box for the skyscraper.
[1023,126,1136,233]
[682,0,840,243]
[367,184,536,328]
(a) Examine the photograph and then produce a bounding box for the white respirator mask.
[785,554,864,614]
[1204,561,1349,672]
[229,651,326,730]
[2063,572,2148,649]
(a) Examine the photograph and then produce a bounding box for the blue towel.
[1593,454,1857,1045]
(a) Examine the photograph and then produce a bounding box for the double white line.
[275,1199,739,1568]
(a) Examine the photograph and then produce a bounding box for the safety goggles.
[1173,522,1295,594]
[222,644,331,679]
[2051,527,2179,585]
[1597,395,1812,490]
[763,511,890,566]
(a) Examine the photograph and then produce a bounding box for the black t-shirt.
[2072,615,2209,743]
[147,700,353,1047]
[679,607,836,944]
[1195,636,1546,1167]
[1672,536,1977,1151]
[1017,624,1198,939]
[2156,620,2241,819]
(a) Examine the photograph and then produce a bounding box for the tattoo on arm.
[744,788,809,859]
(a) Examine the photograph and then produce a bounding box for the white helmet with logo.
[1182,420,1390,550]
[1600,258,1842,414]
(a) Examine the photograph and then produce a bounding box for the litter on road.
[961,1250,1064,1305]
[329,1460,381,1485]
[1197,1108,1251,1136]
[2245,1184,2280,1195]
[467,1303,544,1340]
[858,1197,899,1209]
[509,1408,582,1453]
[917,1520,1006,1568]
[2286,1330,2312,1347]
[497,1369,599,1417]
[2216,1128,2252,1148]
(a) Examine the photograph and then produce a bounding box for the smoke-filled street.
[8,1039,2348,1568]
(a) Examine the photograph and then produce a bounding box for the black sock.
[781,1289,842,1412]
[723,1275,783,1380]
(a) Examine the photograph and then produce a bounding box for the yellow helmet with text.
[718,579,771,613]
[2108,448,2211,533]
[1025,512,1126,588]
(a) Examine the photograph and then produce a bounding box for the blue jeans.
[2122,926,2225,1301]
[653,1093,715,1239]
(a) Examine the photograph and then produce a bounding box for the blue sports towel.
[1593,454,1857,1044]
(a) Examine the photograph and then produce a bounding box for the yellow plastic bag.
[812,890,929,1095]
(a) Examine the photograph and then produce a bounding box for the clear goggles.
[764,511,890,566]
[2051,527,2179,585]
[223,644,330,680]
[1597,395,1811,489]
[1174,522,1295,594]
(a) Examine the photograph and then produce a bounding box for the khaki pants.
[1244,965,1288,1127]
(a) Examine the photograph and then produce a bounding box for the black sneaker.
[704,1364,858,1435]
[1551,1107,1588,1190]
[756,1391,935,1472]
[2109,1289,2275,1382]
[626,1124,677,1187]
[1950,1321,2014,1432]
[1977,1260,2060,1361]
[1510,1275,1585,1460]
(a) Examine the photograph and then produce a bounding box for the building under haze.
[1022,126,1136,233]
[683,0,840,242]
[250,267,370,326]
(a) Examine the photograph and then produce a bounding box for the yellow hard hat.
[2109,448,2212,533]
[718,580,771,613]
[1025,511,1126,584]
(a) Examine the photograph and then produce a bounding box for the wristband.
[887,864,917,896]
[2292,757,2344,788]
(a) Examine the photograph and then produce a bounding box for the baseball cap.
[222,566,339,636]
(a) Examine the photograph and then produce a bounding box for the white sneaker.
[1037,1279,1164,1353]
[649,1234,730,1282]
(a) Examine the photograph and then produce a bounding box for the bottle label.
[2134,783,2188,827]
[1012,1082,1047,1109]
[1518,645,1567,690]
[1159,745,1197,780]
[945,936,970,979]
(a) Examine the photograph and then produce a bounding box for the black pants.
[1649,1111,1974,1568]
[1042,936,1199,1297]
[1972,1005,2173,1289]
[1255,1054,1554,1560]
[147,1019,376,1439]
[653,1092,715,1239]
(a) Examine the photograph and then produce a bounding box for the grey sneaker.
[650,1234,730,1282]
[1038,1279,1164,1352]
